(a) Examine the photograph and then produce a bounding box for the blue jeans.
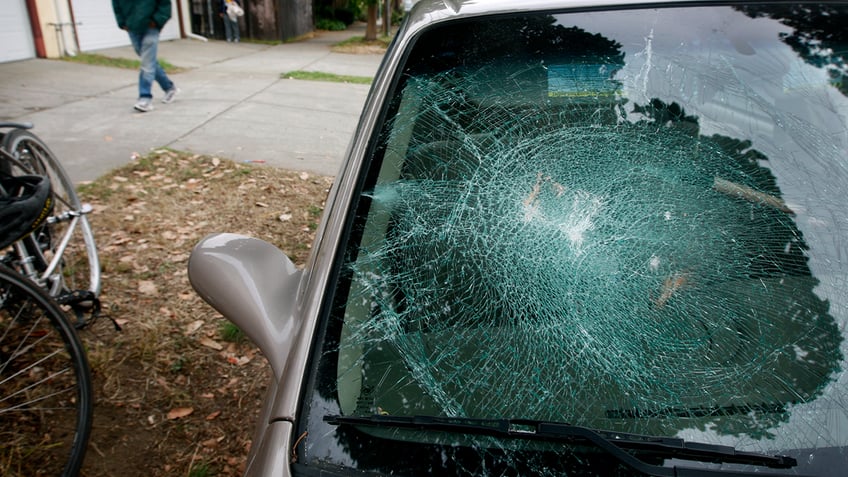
[223,16,240,42]
[127,28,174,99]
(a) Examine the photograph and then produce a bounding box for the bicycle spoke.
[0,264,92,476]
[0,367,74,411]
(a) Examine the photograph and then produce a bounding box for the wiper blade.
[325,414,803,477]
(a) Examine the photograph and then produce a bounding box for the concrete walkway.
[0,23,382,182]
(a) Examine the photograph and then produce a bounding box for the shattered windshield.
[298,3,848,475]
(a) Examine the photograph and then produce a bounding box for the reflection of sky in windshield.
[560,6,848,451]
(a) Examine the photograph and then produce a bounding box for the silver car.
[189,0,848,475]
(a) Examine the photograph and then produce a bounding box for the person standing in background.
[220,0,242,43]
[112,0,179,112]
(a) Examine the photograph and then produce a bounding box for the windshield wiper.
[325,414,804,477]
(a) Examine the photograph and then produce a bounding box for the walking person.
[220,0,242,43]
[112,0,179,113]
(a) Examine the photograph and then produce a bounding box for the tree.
[365,0,378,41]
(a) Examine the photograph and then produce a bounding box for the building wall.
[73,0,181,52]
[2,0,314,63]
[1,0,36,62]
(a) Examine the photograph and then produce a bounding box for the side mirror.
[188,233,302,379]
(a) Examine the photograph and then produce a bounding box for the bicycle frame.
[0,142,100,298]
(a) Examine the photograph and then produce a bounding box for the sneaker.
[162,87,179,104]
[133,97,154,112]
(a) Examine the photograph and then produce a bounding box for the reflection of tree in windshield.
[406,14,624,72]
[629,99,842,437]
[737,4,848,95]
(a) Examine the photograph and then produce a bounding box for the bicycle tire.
[0,263,93,476]
[1,129,100,299]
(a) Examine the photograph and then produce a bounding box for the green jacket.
[112,0,171,34]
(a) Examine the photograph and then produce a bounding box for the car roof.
[404,0,721,30]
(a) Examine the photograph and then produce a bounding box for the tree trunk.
[366,3,378,41]
[382,0,391,36]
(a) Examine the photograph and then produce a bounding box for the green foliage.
[308,205,323,217]
[315,0,357,25]
[59,53,182,73]
[333,34,391,49]
[316,18,347,31]
[219,321,245,343]
[281,70,372,85]
[187,461,212,477]
[170,356,187,373]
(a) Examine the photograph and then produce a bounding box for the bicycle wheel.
[2,129,100,299]
[0,263,93,476]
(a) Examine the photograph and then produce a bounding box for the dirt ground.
[76,150,332,476]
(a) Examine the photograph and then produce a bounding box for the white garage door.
[74,0,180,52]
[1,0,35,62]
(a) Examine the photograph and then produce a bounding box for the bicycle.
[0,173,93,476]
[0,123,101,326]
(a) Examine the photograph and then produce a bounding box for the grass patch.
[332,35,392,50]
[281,70,372,84]
[188,461,212,477]
[60,53,184,73]
[219,322,245,343]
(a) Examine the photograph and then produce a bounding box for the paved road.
[0,24,382,182]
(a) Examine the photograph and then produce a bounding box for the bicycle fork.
[13,203,95,296]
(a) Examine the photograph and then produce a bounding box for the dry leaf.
[138,280,158,295]
[170,253,190,263]
[206,410,222,421]
[226,355,252,366]
[185,320,204,335]
[199,337,223,351]
[168,407,194,420]
[167,407,193,420]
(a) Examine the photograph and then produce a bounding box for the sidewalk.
[0,23,382,182]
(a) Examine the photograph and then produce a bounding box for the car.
[188,0,848,475]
